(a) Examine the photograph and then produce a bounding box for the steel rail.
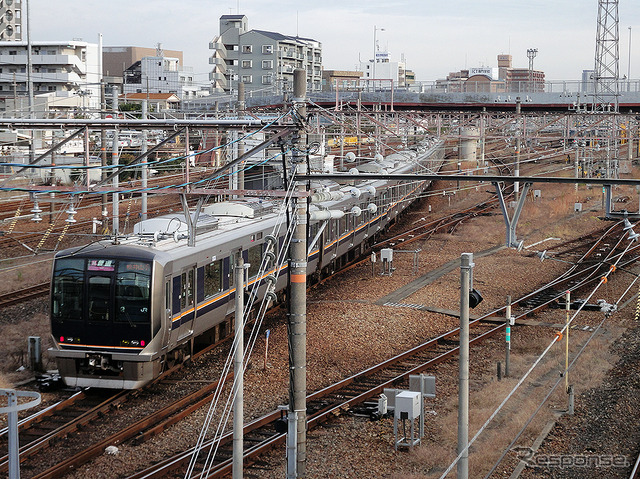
[124,222,636,479]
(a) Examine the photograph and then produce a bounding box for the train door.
[162,276,171,350]
[178,267,196,340]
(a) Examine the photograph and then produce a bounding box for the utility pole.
[457,253,473,479]
[100,80,108,223]
[237,82,245,196]
[289,68,308,478]
[141,99,148,220]
[515,99,521,199]
[25,0,35,164]
[233,253,245,479]
[505,295,511,377]
[111,86,119,236]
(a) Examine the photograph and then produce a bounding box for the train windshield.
[52,258,84,321]
[52,258,152,324]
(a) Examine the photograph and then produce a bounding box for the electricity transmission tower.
[593,0,620,179]
[593,0,619,112]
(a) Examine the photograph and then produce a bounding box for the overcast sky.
[29,1,640,87]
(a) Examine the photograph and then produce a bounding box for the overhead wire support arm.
[494,181,532,248]
[0,118,269,130]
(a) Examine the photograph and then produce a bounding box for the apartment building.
[0,40,100,113]
[209,14,322,94]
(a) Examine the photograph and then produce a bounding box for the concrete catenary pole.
[565,290,570,393]
[505,295,511,377]
[25,0,35,165]
[237,83,245,196]
[111,86,120,236]
[289,68,308,478]
[515,100,521,199]
[457,253,473,479]
[233,253,245,479]
[101,80,108,221]
[141,99,148,220]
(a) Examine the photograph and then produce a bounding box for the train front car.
[49,244,165,389]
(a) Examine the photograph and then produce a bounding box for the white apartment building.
[209,14,322,94]
[123,55,201,101]
[359,52,409,88]
[0,40,101,114]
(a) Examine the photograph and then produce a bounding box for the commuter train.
[48,140,445,389]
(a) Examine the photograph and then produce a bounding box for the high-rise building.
[0,0,22,41]
[209,15,322,93]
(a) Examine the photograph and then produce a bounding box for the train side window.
[180,272,187,309]
[88,276,111,322]
[204,260,222,298]
[181,269,194,308]
[247,244,262,278]
[188,268,194,306]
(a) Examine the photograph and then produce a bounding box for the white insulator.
[349,187,361,198]
[265,274,277,285]
[362,185,376,196]
[265,291,278,304]
[265,234,277,247]
[374,153,384,162]
[264,251,276,265]
[345,152,356,162]
[311,190,345,203]
[309,209,345,221]
[367,203,378,214]
[350,206,362,217]
[173,231,188,242]
[348,168,359,175]
[310,192,331,203]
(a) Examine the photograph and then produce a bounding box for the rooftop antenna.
[296,11,299,37]
[156,42,164,58]
[237,0,239,14]
[527,48,538,92]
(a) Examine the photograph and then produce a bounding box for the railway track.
[107,220,634,478]
[0,283,49,309]
[4,214,634,478]
[1,336,228,479]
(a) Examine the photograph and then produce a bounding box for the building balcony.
[0,54,87,74]
[0,71,84,84]
[209,71,228,83]
[209,56,227,68]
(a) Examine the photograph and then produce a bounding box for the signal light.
[60,336,64,342]
[469,288,483,309]
[141,340,146,347]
